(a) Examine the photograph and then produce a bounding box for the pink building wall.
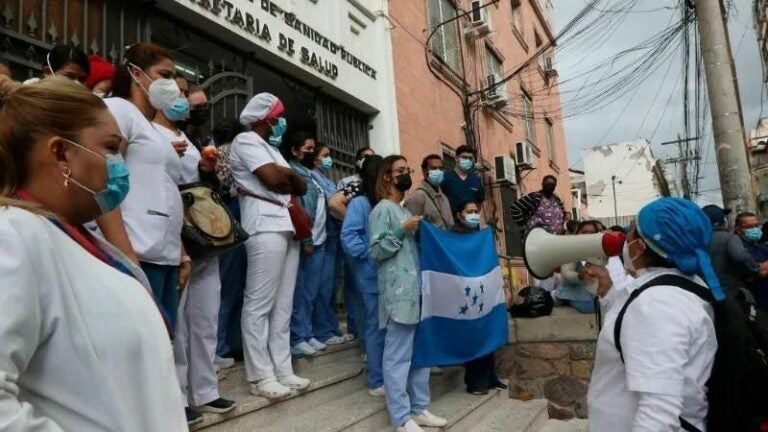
[389,0,573,256]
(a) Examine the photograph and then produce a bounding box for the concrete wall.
[388,0,572,255]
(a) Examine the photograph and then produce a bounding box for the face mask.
[321,156,333,171]
[464,213,481,229]
[163,98,190,122]
[300,151,315,168]
[428,169,444,186]
[188,107,210,127]
[542,183,556,195]
[129,63,180,110]
[64,139,130,214]
[458,158,474,172]
[356,157,367,170]
[622,239,643,272]
[744,227,763,243]
[395,173,413,192]
[268,117,287,147]
[93,90,106,99]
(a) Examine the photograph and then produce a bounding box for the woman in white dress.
[0,77,186,431]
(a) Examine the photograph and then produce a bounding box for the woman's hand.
[172,140,188,157]
[401,216,423,234]
[581,265,613,298]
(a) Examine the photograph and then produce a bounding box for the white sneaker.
[308,338,327,351]
[291,342,317,356]
[323,335,346,345]
[412,410,447,427]
[278,374,311,390]
[214,356,235,370]
[250,377,291,399]
[395,419,425,432]
[368,386,385,397]
[341,333,355,342]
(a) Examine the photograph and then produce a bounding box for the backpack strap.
[614,274,714,363]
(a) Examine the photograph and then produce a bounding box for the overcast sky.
[553,0,763,206]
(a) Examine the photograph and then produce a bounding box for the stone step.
[466,399,549,432]
[194,342,364,431]
[539,419,589,432]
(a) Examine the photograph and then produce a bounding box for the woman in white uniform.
[95,43,190,332]
[154,76,236,424]
[230,93,311,399]
[0,77,186,431]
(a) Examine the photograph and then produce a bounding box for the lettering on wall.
[184,0,378,81]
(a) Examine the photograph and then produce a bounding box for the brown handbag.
[236,186,313,241]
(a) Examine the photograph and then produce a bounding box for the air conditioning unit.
[466,0,491,38]
[494,154,518,184]
[515,141,534,167]
[542,56,559,79]
[483,73,508,109]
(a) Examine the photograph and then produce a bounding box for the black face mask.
[300,152,315,169]
[176,120,189,131]
[542,183,556,195]
[188,107,210,127]
[395,173,413,192]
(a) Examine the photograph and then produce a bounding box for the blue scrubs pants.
[383,319,431,428]
[291,243,327,346]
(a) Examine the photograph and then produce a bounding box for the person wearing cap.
[582,198,720,431]
[85,55,115,98]
[702,205,768,299]
[229,93,311,399]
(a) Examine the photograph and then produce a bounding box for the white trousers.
[174,256,221,406]
[242,232,300,382]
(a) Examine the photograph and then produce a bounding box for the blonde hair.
[0,76,107,213]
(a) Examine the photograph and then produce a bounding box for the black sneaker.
[195,397,237,414]
[185,407,203,426]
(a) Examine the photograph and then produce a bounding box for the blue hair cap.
[637,197,724,301]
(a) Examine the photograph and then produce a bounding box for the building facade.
[749,118,768,215]
[583,139,670,225]
[1,0,399,177]
[568,168,589,221]
[388,0,572,257]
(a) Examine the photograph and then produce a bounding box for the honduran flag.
[412,221,509,368]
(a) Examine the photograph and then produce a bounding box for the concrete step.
[467,399,549,432]
[194,341,364,431]
[539,419,589,432]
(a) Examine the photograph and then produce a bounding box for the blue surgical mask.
[458,158,474,172]
[428,169,444,186]
[268,117,288,147]
[321,156,334,171]
[163,98,190,122]
[744,227,763,242]
[464,213,481,229]
[64,139,130,214]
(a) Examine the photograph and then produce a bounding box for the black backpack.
[614,274,768,432]
[509,286,554,318]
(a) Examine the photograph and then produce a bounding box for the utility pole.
[611,175,618,219]
[661,136,700,200]
[695,0,755,212]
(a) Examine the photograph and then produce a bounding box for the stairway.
[194,341,560,432]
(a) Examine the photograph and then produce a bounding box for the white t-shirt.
[311,178,328,246]
[0,207,186,431]
[588,268,716,432]
[105,98,183,266]
[154,124,201,185]
[229,131,294,234]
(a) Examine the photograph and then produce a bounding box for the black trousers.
[464,352,500,391]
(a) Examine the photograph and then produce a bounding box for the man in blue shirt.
[441,145,485,220]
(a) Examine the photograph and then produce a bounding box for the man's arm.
[509,193,538,225]
[726,234,763,274]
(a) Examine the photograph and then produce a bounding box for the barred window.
[428,0,461,72]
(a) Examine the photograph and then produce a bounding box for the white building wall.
[160,0,399,153]
[583,139,664,218]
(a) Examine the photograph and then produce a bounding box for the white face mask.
[128,63,180,110]
[622,239,643,273]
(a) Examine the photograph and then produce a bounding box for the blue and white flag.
[412,222,509,368]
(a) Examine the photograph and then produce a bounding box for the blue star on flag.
[459,304,469,315]
[472,294,479,305]
[479,303,484,312]
[464,286,471,297]
[479,284,485,294]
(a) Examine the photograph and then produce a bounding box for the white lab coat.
[588,268,716,431]
[0,206,186,431]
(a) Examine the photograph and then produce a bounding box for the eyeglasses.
[390,167,415,175]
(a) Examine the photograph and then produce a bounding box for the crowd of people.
[0,43,506,432]
[3,43,768,432]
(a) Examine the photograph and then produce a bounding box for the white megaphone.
[523,227,626,279]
